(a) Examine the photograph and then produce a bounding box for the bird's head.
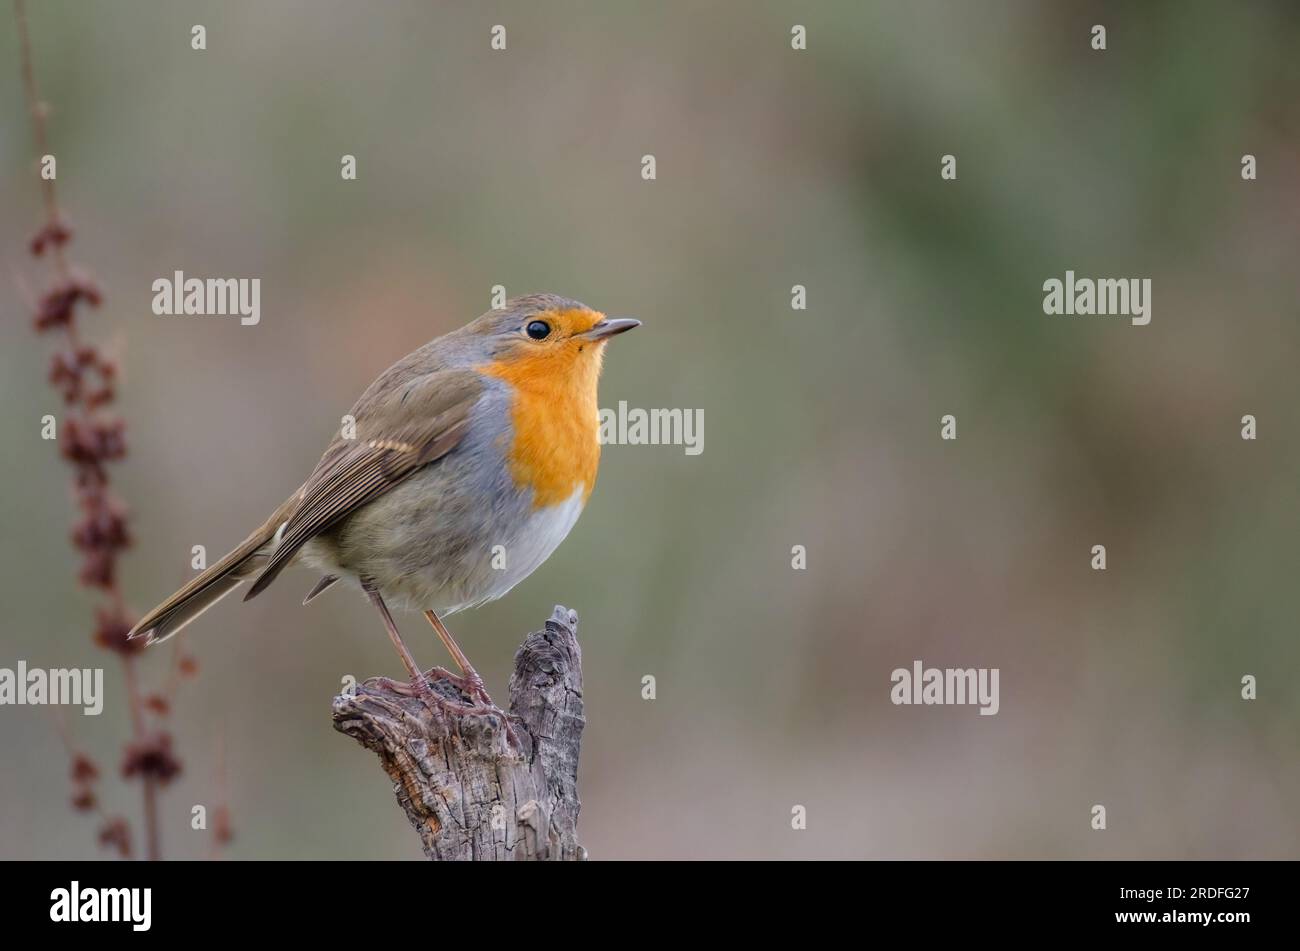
[466,293,639,395]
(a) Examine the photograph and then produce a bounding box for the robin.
[128,293,639,727]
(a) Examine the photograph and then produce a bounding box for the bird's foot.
[460,670,496,708]
[373,673,520,750]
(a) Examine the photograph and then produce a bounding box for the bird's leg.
[424,609,493,705]
[424,609,520,746]
[361,582,477,718]
[360,585,516,744]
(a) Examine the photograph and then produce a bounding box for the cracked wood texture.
[331,605,586,860]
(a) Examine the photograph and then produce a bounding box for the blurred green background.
[2,0,1298,859]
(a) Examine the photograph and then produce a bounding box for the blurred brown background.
[2,0,1298,859]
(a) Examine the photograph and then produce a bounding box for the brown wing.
[243,368,482,600]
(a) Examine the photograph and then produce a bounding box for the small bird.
[128,294,639,725]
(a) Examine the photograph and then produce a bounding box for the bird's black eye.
[525,320,551,340]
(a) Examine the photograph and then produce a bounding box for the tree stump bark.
[331,605,586,860]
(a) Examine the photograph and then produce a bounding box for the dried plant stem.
[14,0,67,276]
[121,658,161,860]
[15,0,173,861]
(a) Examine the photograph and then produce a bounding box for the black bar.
[2,860,1283,937]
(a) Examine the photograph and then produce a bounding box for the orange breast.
[478,347,602,508]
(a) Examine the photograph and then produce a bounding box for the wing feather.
[243,369,481,599]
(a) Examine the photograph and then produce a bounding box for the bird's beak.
[584,317,641,340]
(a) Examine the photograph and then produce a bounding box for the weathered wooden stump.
[331,605,586,860]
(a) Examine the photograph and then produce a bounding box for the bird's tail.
[127,495,298,645]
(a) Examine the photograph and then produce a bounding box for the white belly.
[461,485,588,611]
